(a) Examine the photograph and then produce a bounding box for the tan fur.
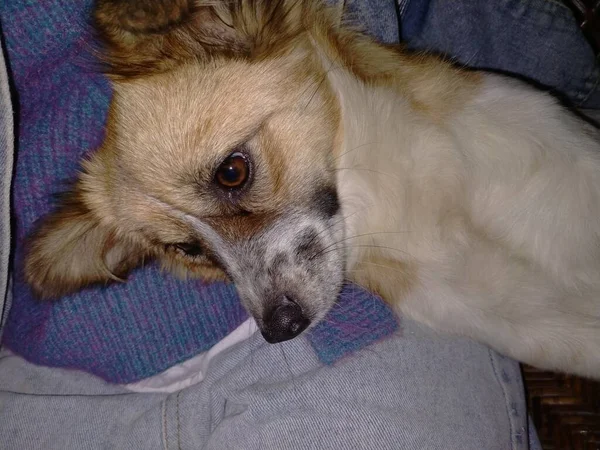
[94,0,480,118]
[24,190,150,298]
[311,24,482,120]
[351,254,417,304]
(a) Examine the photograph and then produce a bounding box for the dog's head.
[25,0,348,343]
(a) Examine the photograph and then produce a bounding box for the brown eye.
[215,152,249,189]
[173,242,203,257]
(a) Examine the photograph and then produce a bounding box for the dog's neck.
[310,29,479,272]
[323,61,408,266]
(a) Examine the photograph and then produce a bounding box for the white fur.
[332,69,600,378]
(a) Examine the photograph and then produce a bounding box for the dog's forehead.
[108,59,311,173]
[113,59,299,127]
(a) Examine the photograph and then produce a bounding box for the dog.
[24,0,600,379]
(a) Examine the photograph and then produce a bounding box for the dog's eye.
[215,151,249,189]
[173,242,204,257]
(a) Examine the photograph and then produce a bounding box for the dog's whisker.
[299,208,367,255]
[330,167,404,182]
[303,43,349,113]
[346,264,407,276]
[333,141,380,162]
[301,213,348,249]
[300,51,344,113]
[316,244,413,261]
[310,232,412,261]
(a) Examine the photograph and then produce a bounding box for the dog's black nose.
[261,297,310,344]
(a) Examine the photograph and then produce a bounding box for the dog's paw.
[95,0,193,34]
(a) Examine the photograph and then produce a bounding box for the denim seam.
[579,56,600,105]
[500,0,573,27]
[176,391,182,450]
[488,349,517,450]
[162,399,169,450]
[541,0,575,15]
[0,35,14,337]
[397,0,411,16]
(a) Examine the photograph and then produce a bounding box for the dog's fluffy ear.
[93,0,308,77]
[24,191,150,300]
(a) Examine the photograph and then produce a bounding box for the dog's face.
[26,42,346,342]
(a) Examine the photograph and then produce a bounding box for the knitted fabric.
[0,0,399,384]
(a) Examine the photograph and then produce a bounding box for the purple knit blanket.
[0,0,398,383]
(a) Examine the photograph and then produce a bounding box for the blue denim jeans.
[0,323,537,449]
[399,0,600,108]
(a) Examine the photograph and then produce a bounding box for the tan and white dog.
[25,0,600,378]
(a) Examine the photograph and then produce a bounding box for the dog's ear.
[93,0,308,77]
[93,0,240,77]
[24,190,150,300]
